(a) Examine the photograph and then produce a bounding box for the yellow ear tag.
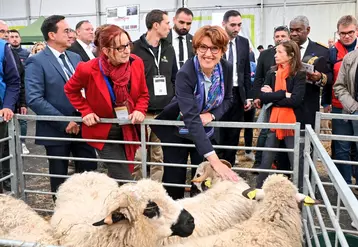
[303,196,315,206]
[204,178,212,188]
[247,189,257,200]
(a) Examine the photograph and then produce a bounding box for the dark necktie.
[228,41,234,64]
[59,54,73,78]
[178,36,184,68]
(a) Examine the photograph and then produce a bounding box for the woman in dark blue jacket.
[152,25,238,199]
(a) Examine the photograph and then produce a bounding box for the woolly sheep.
[161,160,255,245]
[0,194,58,245]
[165,174,319,247]
[51,172,195,247]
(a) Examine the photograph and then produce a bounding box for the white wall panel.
[100,0,179,12]
[29,0,97,16]
[0,0,27,18]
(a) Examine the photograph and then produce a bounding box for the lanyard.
[99,61,116,105]
[148,44,162,75]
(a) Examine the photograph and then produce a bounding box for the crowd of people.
[0,8,357,223]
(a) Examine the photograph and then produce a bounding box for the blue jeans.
[19,119,27,143]
[331,107,358,184]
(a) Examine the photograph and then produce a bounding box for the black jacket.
[151,58,233,156]
[260,70,306,128]
[166,29,195,60]
[67,40,95,62]
[132,34,178,112]
[11,49,26,108]
[253,47,276,99]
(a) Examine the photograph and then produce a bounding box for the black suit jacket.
[302,39,332,127]
[232,35,252,103]
[67,40,95,62]
[151,58,233,156]
[252,48,276,99]
[260,70,306,128]
[167,29,195,61]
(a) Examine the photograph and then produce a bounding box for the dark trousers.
[96,124,132,181]
[256,131,304,190]
[243,108,256,154]
[162,135,205,200]
[45,141,97,193]
[218,87,245,165]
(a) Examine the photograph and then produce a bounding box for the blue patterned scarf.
[193,56,225,113]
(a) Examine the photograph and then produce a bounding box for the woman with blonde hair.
[31,42,46,55]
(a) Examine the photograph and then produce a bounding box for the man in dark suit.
[67,20,95,62]
[218,10,252,166]
[252,26,290,169]
[25,15,97,195]
[289,16,332,128]
[167,7,194,69]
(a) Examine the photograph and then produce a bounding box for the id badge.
[114,106,129,120]
[153,75,167,96]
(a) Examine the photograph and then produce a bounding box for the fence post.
[140,123,147,178]
[302,126,311,241]
[312,111,322,194]
[14,117,25,200]
[292,123,301,187]
[7,119,18,197]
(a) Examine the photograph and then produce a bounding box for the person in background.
[328,38,335,48]
[25,15,97,196]
[167,7,194,69]
[267,44,274,49]
[8,29,30,64]
[152,25,238,199]
[67,20,96,62]
[257,40,305,189]
[68,29,76,44]
[64,25,149,181]
[132,9,177,182]
[249,47,255,63]
[30,42,46,55]
[257,45,264,53]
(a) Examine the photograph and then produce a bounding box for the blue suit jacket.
[25,46,81,146]
[151,58,233,156]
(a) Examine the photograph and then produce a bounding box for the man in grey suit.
[25,15,96,196]
[167,8,194,69]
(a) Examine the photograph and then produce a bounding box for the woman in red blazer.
[64,25,149,181]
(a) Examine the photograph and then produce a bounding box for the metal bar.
[231,167,293,174]
[321,182,358,189]
[0,239,61,247]
[305,176,333,247]
[0,155,12,163]
[318,112,358,120]
[313,226,358,235]
[306,206,321,247]
[292,123,301,186]
[335,195,341,247]
[319,134,358,142]
[0,136,11,143]
[302,130,311,228]
[33,208,55,214]
[7,120,18,197]
[306,126,358,229]
[303,219,313,247]
[14,119,25,200]
[24,189,56,195]
[140,123,147,178]
[0,173,13,182]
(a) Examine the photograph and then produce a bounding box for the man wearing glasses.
[25,15,97,198]
[167,7,194,69]
[326,16,358,204]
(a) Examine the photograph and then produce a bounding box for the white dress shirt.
[47,45,75,80]
[225,38,238,87]
[300,39,309,60]
[172,30,188,68]
[77,39,95,60]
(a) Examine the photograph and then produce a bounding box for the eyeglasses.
[338,30,355,37]
[0,29,9,34]
[197,44,220,54]
[110,42,132,52]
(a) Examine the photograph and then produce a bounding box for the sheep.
[165,174,319,247]
[0,194,58,245]
[50,171,195,247]
[161,160,255,245]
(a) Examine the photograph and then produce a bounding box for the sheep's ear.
[192,164,212,183]
[295,193,321,206]
[92,212,126,226]
[220,159,232,168]
[242,188,265,200]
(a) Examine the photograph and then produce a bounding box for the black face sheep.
[50,172,195,247]
[165,174,319,247]
[0,194,58,245]
[161,160,255,245]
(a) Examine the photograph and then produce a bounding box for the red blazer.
[64,54,149,151]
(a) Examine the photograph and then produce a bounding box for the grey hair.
[290,16,310,28]
[0,20,7,25]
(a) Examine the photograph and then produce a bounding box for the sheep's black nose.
[171,209,195,237]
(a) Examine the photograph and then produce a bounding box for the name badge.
[153,75,167,96]
[114,106,129,120]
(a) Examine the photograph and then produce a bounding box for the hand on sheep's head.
[192,159,233,185]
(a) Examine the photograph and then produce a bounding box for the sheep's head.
[242,174,320,206]
[190,160,232,195]
[92,179,195,239]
